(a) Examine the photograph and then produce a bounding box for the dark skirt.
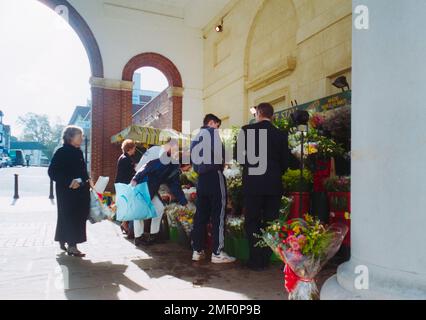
[54,184,90,244]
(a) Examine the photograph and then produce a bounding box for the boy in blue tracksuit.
[190,114,236,263]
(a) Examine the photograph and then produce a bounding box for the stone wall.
[202,0,352,127]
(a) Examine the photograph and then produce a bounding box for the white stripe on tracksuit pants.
[192,170,226,255]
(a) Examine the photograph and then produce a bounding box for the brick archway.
[122,52,183,131]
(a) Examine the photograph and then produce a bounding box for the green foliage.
[282,169,313,192]
[17,113,65,160]
[273,116,294,132]
[306,128,345,158]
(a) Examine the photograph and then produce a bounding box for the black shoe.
[134,236,145,247]
[59,242,67,251]
[67,247,85,257]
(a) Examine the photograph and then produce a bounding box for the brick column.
[167,87,184,131]
[90,86,104,182]
[90,77,133,190]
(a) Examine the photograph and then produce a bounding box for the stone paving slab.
[0,196,339,300]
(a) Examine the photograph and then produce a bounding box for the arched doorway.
[37,0,106,181]
[122,52,183,131]
[38,0,103,78]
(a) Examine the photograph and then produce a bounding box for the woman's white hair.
[62,125,83,144]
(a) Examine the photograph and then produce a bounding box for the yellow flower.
[293,225,301,234]
[307,145,318,154]
[344,212,351,220]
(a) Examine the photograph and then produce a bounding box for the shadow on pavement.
[129,240,286,300]
[56,253,146,300]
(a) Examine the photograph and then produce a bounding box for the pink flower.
[290,241,300,251]
[297,235,307,246]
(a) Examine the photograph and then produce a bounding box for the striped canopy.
[111,125,186,146]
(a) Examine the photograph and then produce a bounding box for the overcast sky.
[0,0,168,137]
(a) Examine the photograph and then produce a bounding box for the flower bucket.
[224,235,235,256]
[176,223,192,249]
[231,237,249,262]
[327,192,351,212]
[169,225,179,243]
[288,192,310,220]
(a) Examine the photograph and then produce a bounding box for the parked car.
[9,149,24,166]
[0,156,12,168]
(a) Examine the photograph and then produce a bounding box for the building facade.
[202,0,351,128]
[10,141,48,166]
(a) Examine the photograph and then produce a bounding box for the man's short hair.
[203,114,222,126]
[256,103,274,119]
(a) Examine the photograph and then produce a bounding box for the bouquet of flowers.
[182,187,197,202]
[226,215,245,238]
[256,214,348,300]
[89,190,116,223]
[180,168,199,188]
[279,196,293,216]
[289,129,344,161]
[164,203,196,236]
[224,162,244,215]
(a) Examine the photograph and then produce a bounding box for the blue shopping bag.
[115,183,157,222]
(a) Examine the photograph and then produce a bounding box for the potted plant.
[324,176,351,211]
[282,169,313,219]
[225,216,248,261]
[322,107,351,176]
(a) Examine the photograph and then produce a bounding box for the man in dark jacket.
[131,147,188,246]
[190,114,236,263]
[236,103,289,271]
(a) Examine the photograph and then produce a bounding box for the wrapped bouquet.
[164,203,196,236]
[257,214,348,300]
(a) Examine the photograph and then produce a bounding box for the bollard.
[49,179,55,200]
[13,174,19,199]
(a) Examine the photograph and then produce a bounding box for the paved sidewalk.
[0,196,339,300]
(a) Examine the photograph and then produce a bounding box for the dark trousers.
[244,195,281,267]
[191,171,227,255]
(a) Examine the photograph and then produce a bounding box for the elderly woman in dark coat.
[48,126,91,257]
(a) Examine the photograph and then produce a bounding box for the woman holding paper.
[48,125,92,257]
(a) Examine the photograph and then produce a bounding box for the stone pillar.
[321,0,426,299]
[89,77,133,190]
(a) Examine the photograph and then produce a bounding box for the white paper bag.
[94,176,109,194]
